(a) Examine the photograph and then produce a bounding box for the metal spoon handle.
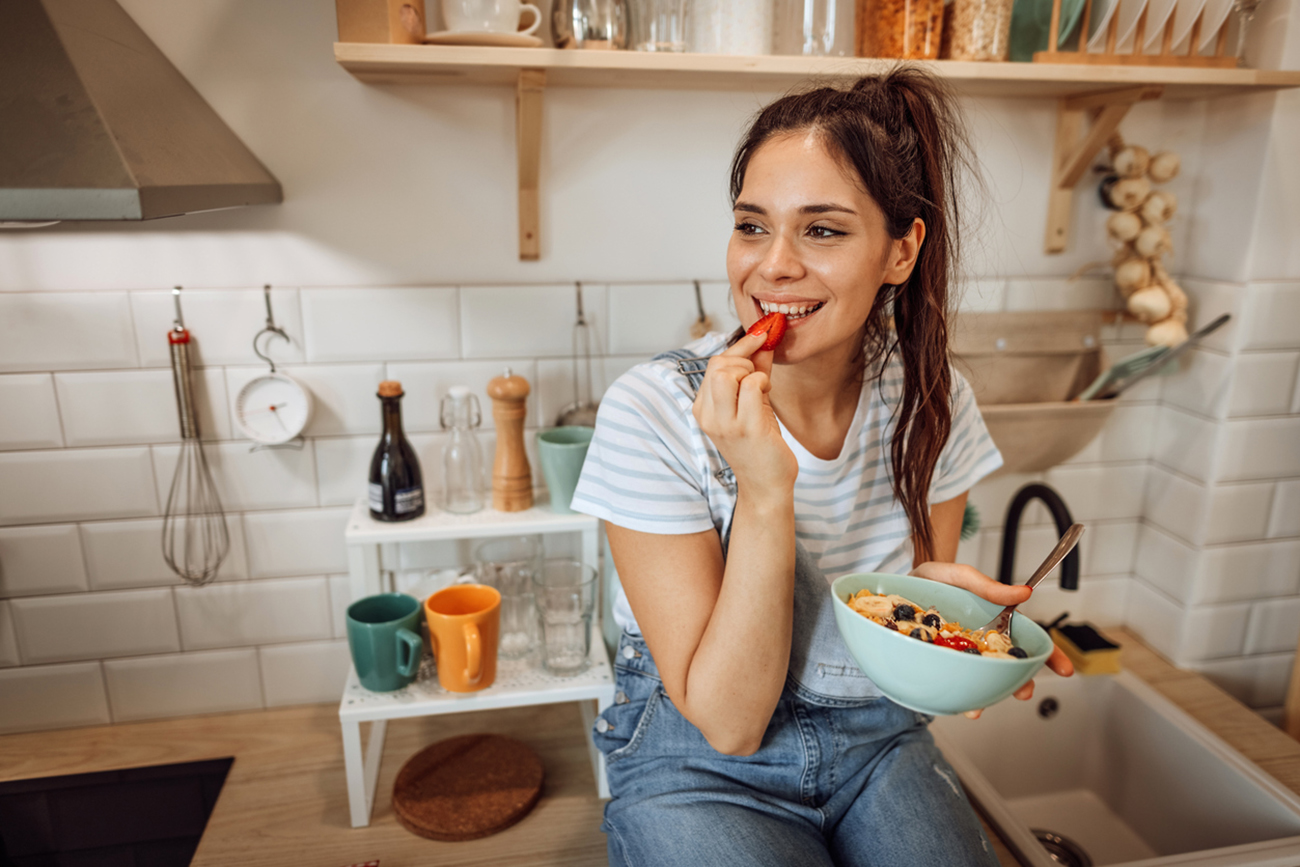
[1024,523,1086,592]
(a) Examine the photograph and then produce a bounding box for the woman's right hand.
[692,330,798,494]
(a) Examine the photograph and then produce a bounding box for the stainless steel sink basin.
[931,670,1300,866]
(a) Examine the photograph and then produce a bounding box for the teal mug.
[346,593,423,692]
[537,426,594,514]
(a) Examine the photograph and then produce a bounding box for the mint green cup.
[831,572,1053,716]
[537,426,594,514]
[346,593,423,692]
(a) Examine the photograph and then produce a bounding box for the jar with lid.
[947,0,1014,60]
[773,0,855,56]
[440,385,485,515]
[855,0,944,58]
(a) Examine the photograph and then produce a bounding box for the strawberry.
[746,311,788,352]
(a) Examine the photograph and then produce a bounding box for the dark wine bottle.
[369,380,425,522]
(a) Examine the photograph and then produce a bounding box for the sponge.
[1051,622,1122,676]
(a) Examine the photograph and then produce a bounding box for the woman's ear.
[882,218,926,285]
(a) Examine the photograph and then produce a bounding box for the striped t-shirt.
[571,331,1003,635]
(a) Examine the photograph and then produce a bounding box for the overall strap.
[651,346,737,494]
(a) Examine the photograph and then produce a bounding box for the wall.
[0,0,1292,733]
[1125,9,1300,723]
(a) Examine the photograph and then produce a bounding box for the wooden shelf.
[334,44,1300,259]
[335,44,1300,100]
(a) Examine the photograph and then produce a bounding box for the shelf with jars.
[334,3,1300,258]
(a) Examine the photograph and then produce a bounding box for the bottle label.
[394,486,424,515]
[368,483,383,513]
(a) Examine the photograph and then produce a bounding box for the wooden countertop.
[1,628,1297,866]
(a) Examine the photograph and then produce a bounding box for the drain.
[1033,829,1093,867]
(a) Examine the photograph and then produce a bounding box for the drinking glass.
[533,558,597,676]
[634,0,689,51]
[474,536,542,660]
[772,0,855,56]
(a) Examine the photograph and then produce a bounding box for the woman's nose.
[758,234,804,283]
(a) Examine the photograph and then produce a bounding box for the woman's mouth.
[757,299,825,321]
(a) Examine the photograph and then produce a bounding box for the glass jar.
[947,0,1014,60]
[692,0,774,55]
[772,0,854,56]
[439,385,485,515]
[855,0,944,58]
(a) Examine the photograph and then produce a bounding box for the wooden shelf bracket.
[516,69,545,261]
[1044,84,1163,254]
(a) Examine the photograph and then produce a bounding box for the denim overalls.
[590,346,998,867]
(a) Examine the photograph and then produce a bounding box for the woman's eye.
[808,225,844,239]
[733,221,764,235]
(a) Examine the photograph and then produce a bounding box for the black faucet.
[997,483,1079,590]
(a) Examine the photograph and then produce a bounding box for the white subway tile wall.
[10,589,180,664]
[79,517,250,590]
[104,649,264,722]
[0,663,110,734]
[0,524,88,597]
[0,374,64,449]
[0,293,138,372]
[259,640,352,707]
[174,577,332,650]
[55,368,230,446]
[0,603,19,667]
[2,280,1296,731]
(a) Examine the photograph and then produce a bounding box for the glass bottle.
[368,380,425,522]
[440,385,485,515]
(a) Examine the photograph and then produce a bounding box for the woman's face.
[726,130,923,365]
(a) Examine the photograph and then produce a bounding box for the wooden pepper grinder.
[486,367,533,512]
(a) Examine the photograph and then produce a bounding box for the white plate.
[423,30,544,47]
[1196,0,1233,49]
[1166,0,1209,52]
[1142,0,1180,49]
[1113,0,1151,51]
[1086,0,1121,49]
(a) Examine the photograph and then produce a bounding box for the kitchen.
[1,0,1299,863]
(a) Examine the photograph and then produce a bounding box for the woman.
[570,67,1072,866]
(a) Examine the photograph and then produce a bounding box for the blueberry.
[910,630,930,642]
[1008,647,1028,659]
[893,604,917,622]
[922,613,941,629]
[963,647,982,655]
[885,620,899,631]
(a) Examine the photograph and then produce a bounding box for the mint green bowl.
[831,572,1052,716]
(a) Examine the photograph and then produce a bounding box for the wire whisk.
[162,287,230,586]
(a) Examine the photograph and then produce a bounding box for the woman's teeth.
[758,300,824,320]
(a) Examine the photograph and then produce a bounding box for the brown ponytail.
[728,65,972,562]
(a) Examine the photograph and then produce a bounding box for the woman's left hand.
[909,561,1074,720]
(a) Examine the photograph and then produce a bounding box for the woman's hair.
[728,65,971,562]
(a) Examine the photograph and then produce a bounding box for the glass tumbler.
[533,558,597,676]
[634,0,689,51]
[474,536,542,661]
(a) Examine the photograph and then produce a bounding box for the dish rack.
[1034,0,1237,67]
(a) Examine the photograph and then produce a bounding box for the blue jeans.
[593,632,999,867]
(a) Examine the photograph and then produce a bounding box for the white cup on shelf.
[442,0,542,34]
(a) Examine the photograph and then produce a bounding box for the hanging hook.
[252,284,290,373]
[172,286,186,332]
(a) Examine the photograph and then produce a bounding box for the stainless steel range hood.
[0,0,282,222]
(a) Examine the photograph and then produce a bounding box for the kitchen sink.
[931,670,1300,866]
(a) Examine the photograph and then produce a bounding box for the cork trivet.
[392,734,544,842]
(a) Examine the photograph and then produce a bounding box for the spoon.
[976,523,1085,638]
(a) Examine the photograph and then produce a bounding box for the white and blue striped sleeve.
[929,367,1003,503]
[570,364,717,535]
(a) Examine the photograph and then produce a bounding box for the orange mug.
[424,583,500,692]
